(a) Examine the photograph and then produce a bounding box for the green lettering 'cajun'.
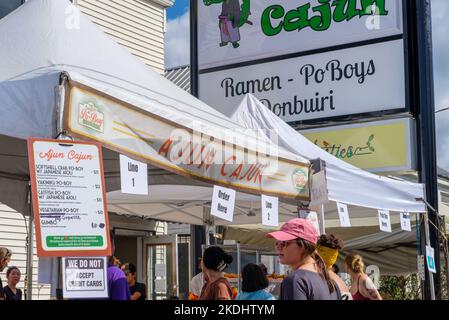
[261,0,389,36]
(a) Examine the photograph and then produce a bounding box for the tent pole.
[203,206,210,246]
[25,183,34,300]
[423,210,436,300]
[319,204,325,235]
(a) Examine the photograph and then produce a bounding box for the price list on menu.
[28,139,110,257]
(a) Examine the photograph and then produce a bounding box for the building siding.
[77,0,166,74]
[0,205,51,300]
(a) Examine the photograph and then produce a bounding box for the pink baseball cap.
[266,218,318,244]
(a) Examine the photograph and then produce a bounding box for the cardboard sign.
[310,170,329,207]
[426,246,436,274]
[28,139,111,257]
[261,195,279,227]
[119,154,148,195]
[400,211,412,232]
[62,257,108,299]
[378,210,392,232]
[299,210,320,235]
[210,185,236,222]
[336,203,351,227]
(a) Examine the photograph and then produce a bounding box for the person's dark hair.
[122,263,137,275]
[317,234,344,250]
[241,263,269,293]
[258,263,268,275]
[6,266,20,278]
[296,238,335,293]
[202,246,233,272]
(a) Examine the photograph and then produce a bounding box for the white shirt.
[189,272,206,297]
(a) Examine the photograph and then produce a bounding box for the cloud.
[164,10,190,69]
[432,0,449,169]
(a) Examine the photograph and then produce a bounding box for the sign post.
[412,0,441,299]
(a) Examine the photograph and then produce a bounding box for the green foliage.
[379,274,422,300]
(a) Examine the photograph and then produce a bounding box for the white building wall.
[76,0,167,74]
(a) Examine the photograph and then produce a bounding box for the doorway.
[144,235,178,300]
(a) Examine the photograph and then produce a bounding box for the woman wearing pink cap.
[267,218,339,300]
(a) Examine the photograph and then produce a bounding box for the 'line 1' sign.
[28,138,111,257]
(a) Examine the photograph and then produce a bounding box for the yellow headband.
[316,245,339,269]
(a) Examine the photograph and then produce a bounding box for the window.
[0,0,24,20]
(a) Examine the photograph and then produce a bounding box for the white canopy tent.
[0,0,312,300]
[107,94,429,227]
[230,94,426,214]
[218,94,431,275]
[0,0,310,223]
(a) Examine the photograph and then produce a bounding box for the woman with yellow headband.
[316,234,352,300]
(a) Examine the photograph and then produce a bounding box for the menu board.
[28,138,111,257]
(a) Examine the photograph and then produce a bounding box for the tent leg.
[203,206,210,246]
[319,205,325,235]
[25,212,34,300]
[423,211,436,300]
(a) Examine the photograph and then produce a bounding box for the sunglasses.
[275,240,298,248]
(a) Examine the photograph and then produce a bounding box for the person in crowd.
[237,263,275,300]
[258,263,268,275]
[266,218,339,300]
[0,247,12,300]
[4,266,22,300]
[199,246,234,300]
[189,258,207,300]
[107,232,130,300]
[110,256,121,268]
[122,263,146,300]
[344,253,382,300]
[107,255,130,300]
[316,234,352,300]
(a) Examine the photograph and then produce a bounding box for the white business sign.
[400,211,412,232]
[336,202,351,227]
[211,185,236,222]
[198,0,403,69]
[119,154,148,195]
[378,209,392,232]
[199,40,405,122]
[28,139,110,257]
[261,195,279,227]
[62,257,108,299]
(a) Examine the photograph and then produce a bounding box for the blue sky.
[167,0,189,20]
